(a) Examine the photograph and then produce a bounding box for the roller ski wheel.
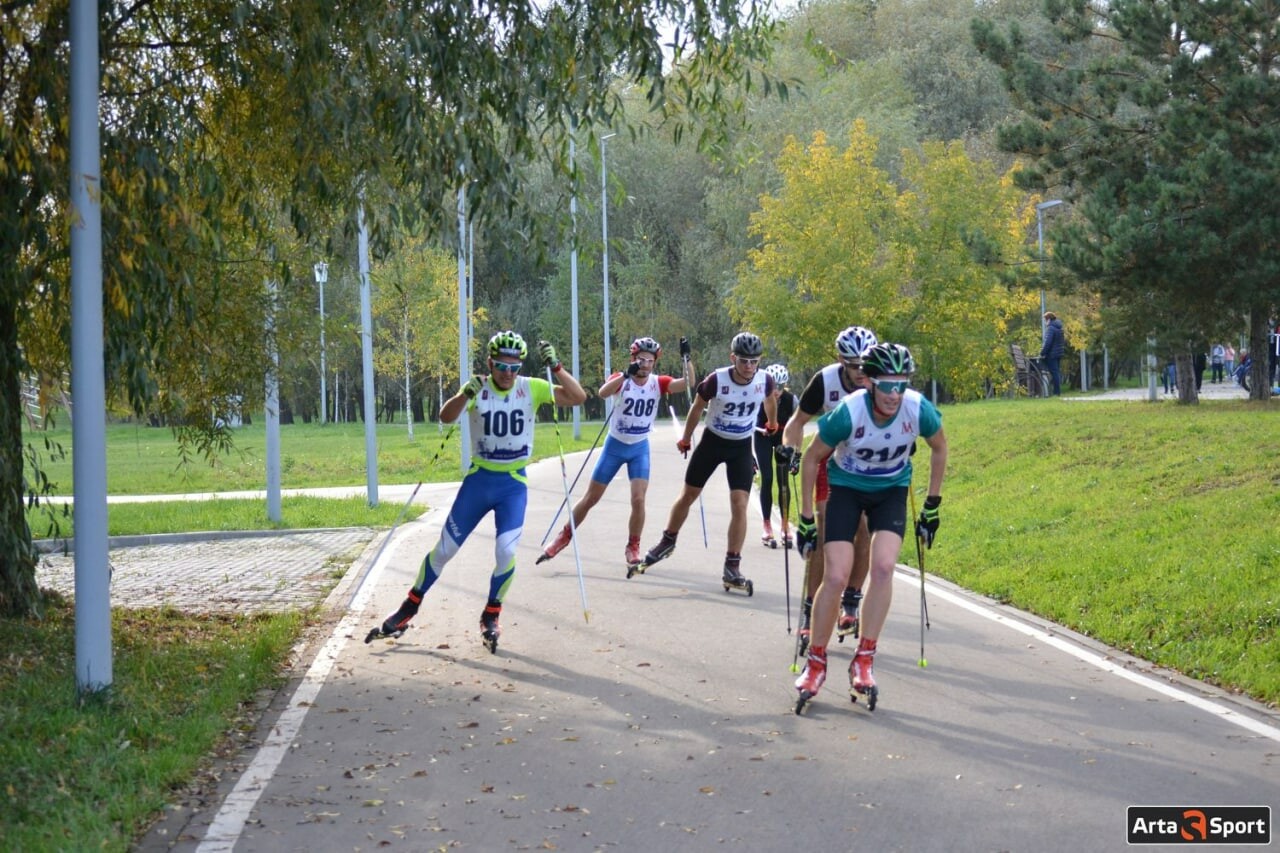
[625,561,647,579]
[722,558,752,596]
[761,533,777,549]
[795,690,816,715]
[480,602,502,655]
[781,534,793,550]
[850,684,879,711]
[836,613,860,643]
[721,577,754,596]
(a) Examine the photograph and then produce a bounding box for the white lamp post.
[601,132,616,413]
[1035,199,1063,326]
[313,261,328,424]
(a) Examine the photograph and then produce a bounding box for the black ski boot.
[721,553,754,596]
[365,590,421,643]
[480,600,502,653]
[837,588,863,643]
[638,529,678,571]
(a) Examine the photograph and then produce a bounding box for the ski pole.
[681,352,710,549]
[908,487,931,668]
[539,405,615,546]
[361,423,455,577]
[548,364,589,623]
[668,404,708,548]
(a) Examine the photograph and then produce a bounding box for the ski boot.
[849,638,878,710]
[365,590,421,643]
[536,523,572,564]
[795,598,812,658]
[761,520,777,549]
[794,646,827,714]
[836,588,863,643]
[721,553,754,596]
[480,600,502,654]
[624,536,643,578]
[637,530,678,572]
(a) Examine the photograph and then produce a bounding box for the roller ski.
[760,521,777,549]
[721,554,754,596]
[794,646,827,714]
[536,524,572,565]
[479,601,502,654]
[836,588,862,643]
[780,531,793,550]
[849,639,878,710]
[365,590,421,643]
[633,529,677,576]
[625,536,646,579]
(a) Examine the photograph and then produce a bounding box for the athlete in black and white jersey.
[638,332,778,594]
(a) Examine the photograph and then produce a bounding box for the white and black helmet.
[764,364,789,386]
[835,326,878,360]
[731,332,764,358]
[630,336,661,359]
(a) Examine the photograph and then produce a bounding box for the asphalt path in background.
[138,424,1278,853]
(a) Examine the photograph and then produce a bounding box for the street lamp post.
[1035,199,1063,326]
[313,262,328,424]
[601,132,616,414]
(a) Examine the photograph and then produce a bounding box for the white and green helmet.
[488,330,528,360]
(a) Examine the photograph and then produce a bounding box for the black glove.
[916,495,941,549]
[626,361,641,377]
[461,375,484,399]
[775,445,801,476]
[679,336,691,359]
[538,340,560,371]
[796,514,817,558]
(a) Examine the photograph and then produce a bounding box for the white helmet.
[764,364,789,386]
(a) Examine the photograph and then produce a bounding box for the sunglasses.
[873,379,908,394]
[491,361,522,373]
[735,357,761,366]
[842,359,865,369]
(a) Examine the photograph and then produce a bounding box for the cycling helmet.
[488,330,528,360]
[835,326,878,360]
[730,332,764,358]
[764,364,789,386]
[862,342,916,377]
[630,336,661,359]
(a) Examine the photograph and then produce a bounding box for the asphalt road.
[138,428,1279,853]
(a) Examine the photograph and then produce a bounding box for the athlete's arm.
[551,366,588,406]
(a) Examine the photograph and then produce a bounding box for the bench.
[1010,343,1050,397]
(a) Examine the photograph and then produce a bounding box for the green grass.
[5,398,1279,851]
[915,397,1280,707]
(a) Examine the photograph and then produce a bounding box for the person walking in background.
[781,326,879,650]
[537,336,691,569]
[1193,350,1207,392]
[1040,312,1066,395]
[793,343,948,713]
[368,331,586,652]
[637,332,778,595]
[1225,343,1236,378]
[755,363,798,548]
[1210,343,1226,383]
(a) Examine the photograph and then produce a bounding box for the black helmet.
[630,336,661,359]
[862,342,916,377]
[731,332,763,358]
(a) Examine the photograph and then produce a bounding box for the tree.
[731,123,1031,398]
[3,0,784,615]
[973,0,1280,401]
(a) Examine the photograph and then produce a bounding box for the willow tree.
[2,0,783,615]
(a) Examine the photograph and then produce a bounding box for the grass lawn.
[4,398,1278,850]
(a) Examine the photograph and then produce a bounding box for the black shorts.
[685,430,755,492]
[824,484,908,542]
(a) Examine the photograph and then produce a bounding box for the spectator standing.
[1210,343,1226,383]
[1040,312,1066,395]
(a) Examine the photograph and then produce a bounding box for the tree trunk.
[0,289,42,617]
[1174,352,1198,404]
[1248,310,1271,401]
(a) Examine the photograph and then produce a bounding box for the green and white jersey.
[817,388,941,491]
[467,375,554,473]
